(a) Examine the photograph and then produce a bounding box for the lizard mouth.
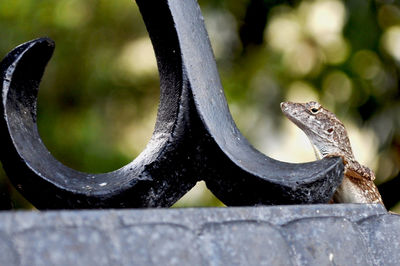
[280,101,289,111]
[280,101,298,121]
[280,101,298,115]
[280,101,309,130]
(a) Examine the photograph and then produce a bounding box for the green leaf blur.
[0,0,399,211]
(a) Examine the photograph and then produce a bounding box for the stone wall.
[0,204,398,265]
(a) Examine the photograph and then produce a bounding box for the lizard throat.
[311,143,331,159]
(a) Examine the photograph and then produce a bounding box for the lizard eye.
[308,102,321,114]
[327,128,333,134]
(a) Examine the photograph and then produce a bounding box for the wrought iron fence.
[0,0,346,209]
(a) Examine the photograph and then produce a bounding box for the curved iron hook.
[0,37,200,209]
[0,0,343,209]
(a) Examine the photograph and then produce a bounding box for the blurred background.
[1,0,400,211]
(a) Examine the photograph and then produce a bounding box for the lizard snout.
[280,102,287,111]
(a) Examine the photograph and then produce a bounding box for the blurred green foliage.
[0,0,400,210]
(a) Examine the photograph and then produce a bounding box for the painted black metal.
[0,0,343,209]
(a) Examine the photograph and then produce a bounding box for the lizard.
[280,101,384,205]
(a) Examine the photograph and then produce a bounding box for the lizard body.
[280,101,383,205]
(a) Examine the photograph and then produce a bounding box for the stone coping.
[0,204,398,266]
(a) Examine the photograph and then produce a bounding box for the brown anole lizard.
[281,101,384,205]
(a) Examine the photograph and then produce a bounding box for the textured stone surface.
[284,218,373,265]
[359,214,400,266]
[0,204,398,266]
[199,221,292,266]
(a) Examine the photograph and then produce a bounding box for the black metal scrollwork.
[0,0,343,209]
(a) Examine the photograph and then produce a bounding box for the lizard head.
[280,101,353,159]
